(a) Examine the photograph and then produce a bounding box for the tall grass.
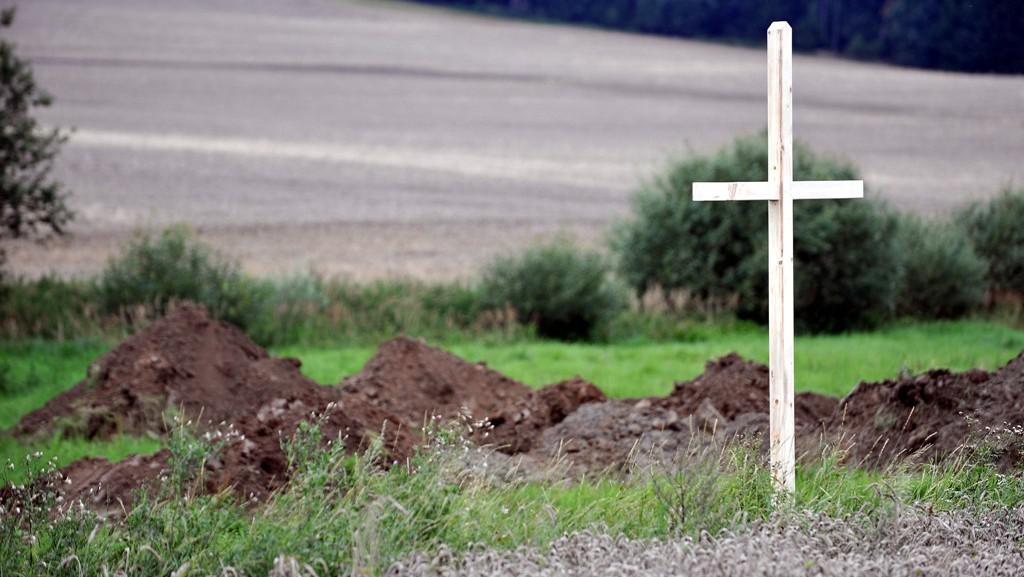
[0,273,530,347]
[2,419,1021,576]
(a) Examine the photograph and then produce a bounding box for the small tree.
[0,8,72,272]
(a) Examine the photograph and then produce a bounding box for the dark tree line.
[419,0,1024,73]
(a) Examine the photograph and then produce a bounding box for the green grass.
[279,320,1024,398]
[0,435,162,484]
[0,339,108,430]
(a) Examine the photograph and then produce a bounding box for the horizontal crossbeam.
[692,180,863,202]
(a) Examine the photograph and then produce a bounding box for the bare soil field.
[7,0,1024,279]
[13,305,1024,514]
[390,510,1024,577]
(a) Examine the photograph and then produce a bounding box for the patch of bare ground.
[387,508,1024,577]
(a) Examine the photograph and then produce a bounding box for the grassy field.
[279,320,1024,398]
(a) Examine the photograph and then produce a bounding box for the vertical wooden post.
[694,21,862,494]
[766,21,796,493]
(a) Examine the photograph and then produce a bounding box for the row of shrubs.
[481,135,1024,338]
[0,227,530,346]
[2,135,1022,343]
[612,134,1024,334]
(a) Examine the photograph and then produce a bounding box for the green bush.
[743,198,901,333]
[97,226,268,330]
[480,239,627,341]
[895,216,987,319]
[959,187,1024,299]
[612,133,901,333]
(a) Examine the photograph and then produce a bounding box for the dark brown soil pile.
[58,451,170,515]
[16,309,556,511]
[15,303,340,440]
[663,353,838,428]
[15,305,416,511]
[338,337,534,430]
[831,352,1024,467]
[57,391,415,515]
[483,377,607,454]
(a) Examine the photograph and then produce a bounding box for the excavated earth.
[7,304,1024,513]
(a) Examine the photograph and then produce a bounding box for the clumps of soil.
[483,377,607,454]
[57,451,170,515]
[10,306,550,511]
[522,355,837,472]
[12,305,417,510]
[831,353,1024,467]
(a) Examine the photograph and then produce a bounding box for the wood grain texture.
[693,180,863,201]
[691,22,866,494]
[766,20,796,493]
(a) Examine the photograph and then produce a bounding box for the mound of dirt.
[831,352,1024,467]
[664,353,838,427]
[498,354,838,472]
[338,337,534,430]
[14,307,549,511]
[16,305,418,510]
[15,303,339,440]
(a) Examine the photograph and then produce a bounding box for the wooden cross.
[692,22,863,493]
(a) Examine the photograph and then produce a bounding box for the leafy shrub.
[744,198,901,333]
[612,136,766,311]
[895,216,987,318]
[613,133,901,333]
[97,226,268,330]
[959,187,1024,300]
[480,239,627,340]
